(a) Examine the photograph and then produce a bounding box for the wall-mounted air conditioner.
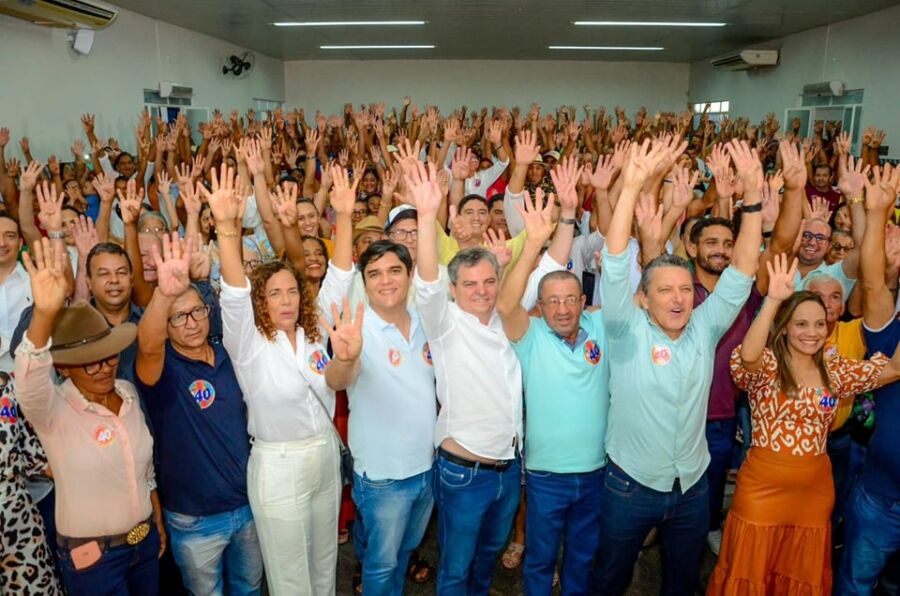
[802,81,845,97]
[0,0,117,29]
[710,49,779,71]
[159,82,194,99]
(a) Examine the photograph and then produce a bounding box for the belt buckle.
[126,522,150,546]
[495,460,511,471]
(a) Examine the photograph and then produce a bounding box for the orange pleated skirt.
[706,446,833,596]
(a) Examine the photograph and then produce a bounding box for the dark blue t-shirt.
[137,341,250,516]
[861,317,900,499]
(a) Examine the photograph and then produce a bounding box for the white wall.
[0,7,284,159]
[689,4,900,158]
[284,60,690,116]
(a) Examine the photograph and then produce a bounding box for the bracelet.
[47,230,66,240]
[217,227,240,238]
[558,217,577,225]
[849,196,865,205]
[740,202,763,213]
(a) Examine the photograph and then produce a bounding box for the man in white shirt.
[0,216,32,368]
[325,240,436,596]
[406,161,522,595]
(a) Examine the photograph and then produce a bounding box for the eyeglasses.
[390,229,418,241]
[168,305,211,327]
[84,355,120,375]
[140,226,165,234]
[802,231,831,244]
[243,259,262,270]
[830,243,851,253]
[540,296,580,307]
[352,209,369,217]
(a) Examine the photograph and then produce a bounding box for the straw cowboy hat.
[49,301,136,366]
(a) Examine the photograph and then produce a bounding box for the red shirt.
[805,182,842,212]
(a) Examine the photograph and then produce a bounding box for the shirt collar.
[61,378,133,415]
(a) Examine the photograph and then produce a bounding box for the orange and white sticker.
[93,425,116,446]
[650,345,672,366]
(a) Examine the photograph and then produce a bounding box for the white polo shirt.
[348,307,437,481]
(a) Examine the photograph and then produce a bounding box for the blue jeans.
[828,432,854,529]
[435,452,521,596]
[593,462,709,596]
[706,418,736,531]
[164,504,263,596]
[352,469,434,596]
[58,523,160,595]
[524,467,605,596]
[835,484,900,595]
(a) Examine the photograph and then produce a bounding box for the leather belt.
[57,516,153,550]
[438,447,514,472]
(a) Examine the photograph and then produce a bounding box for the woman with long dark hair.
[708,254,900,594]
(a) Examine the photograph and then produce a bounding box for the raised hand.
[622,138,670,188]
[152,232,193,298]
[244,139,266,176]
[0,127,9,148]
[72,215,99,257]
[197,163,243,224]
[516,187,555,246]
[20,160,43,193]
[322,298,365,362]
[809,196,832,222]
[451,145,473,181]
[330,166,361,216]
[726,139,763,194]
[761,182,780,229]
[635,191,664,249]
[270,182,299,227]
[305,129,320,155]
[23,238,69,314]
[779,140,807,190]
[488,119,503,146]
[485,227,512,268]
[838,155,870,199]
[589,153,620,191]
[157,171,172,197]
[765,253,799,301]
[514,129,541,165]
[403,160,442,219]
[36,181,65,232]
[116,179,144,225]
[671,165,700,209]
[91,171,115,203]
[550,155,581,212]
[864,163,900,213]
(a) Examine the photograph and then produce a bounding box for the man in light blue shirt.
[497,178,608,596]
[325,241,436,596]
[593,139,762,595]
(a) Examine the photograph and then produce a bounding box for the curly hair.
[249,259,321,344]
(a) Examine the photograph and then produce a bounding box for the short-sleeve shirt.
[860,317,900,499]
[730,346,887,456]
[805,182,842,212]
[512,312,609,473]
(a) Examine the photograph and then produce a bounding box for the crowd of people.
[0,99,899,596]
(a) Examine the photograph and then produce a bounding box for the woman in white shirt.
[200,162,357,595]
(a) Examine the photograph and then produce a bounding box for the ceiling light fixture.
[273,21,426,27]
[549,45,664,51]
[574,20,726,27]
[320,45,435,50]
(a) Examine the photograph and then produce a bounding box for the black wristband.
[558,217,577,225]
[762,230,773,239]
[741,202,763,213]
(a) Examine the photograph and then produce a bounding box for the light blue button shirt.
[599,247,753,492]
[512,312,610,473]
[347,306,437,481]
[799,260,856,299]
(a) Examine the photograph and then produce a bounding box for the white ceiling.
[107,0,900,62]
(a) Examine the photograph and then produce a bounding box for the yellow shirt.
[827,318,866,430]
[437,226,528,273]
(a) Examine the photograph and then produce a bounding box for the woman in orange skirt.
[707,255,900,595]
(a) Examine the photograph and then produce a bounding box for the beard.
[696,252,730,274]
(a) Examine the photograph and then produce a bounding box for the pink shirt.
[15,333,155,538]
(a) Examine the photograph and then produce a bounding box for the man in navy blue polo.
[135,235,261,595]
[836,165,900,594]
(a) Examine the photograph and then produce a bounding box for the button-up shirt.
[15,334,155,538]
[0,264,32,351]
[599,247,753,492]
[219,263,355,443]
[348,306,436,480]
[415,269,523,460]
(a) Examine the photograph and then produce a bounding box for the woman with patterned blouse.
[708,255,900,595]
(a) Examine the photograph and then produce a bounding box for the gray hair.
[640,254,692,294]
[803,273,844,296]
[538,270,582,299]
[139,210,169,232]
[448,247,501,285]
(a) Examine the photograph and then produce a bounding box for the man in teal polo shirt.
[497,161,606,595]
[593,138,763,595]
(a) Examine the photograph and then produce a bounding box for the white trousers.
[247,434,340,596]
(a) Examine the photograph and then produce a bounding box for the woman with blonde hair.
[708,254,900,595]
[201,162,357,595]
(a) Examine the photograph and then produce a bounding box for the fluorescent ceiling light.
[549,45,664,51]
[320,45,435,50]
[574,20,726,27]
[273,21,426,27]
